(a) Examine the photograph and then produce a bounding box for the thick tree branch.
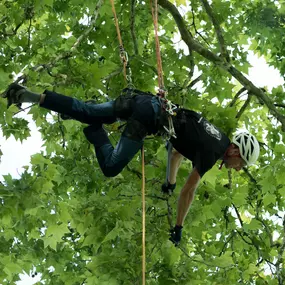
[200,0,229,61]
[158,0,285,131]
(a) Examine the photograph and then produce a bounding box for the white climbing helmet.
[232,132,260,166]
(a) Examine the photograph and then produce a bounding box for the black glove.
[161,181,176,195]
[169,225,183,246]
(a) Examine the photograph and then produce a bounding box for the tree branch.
[200,0,230,61]
[276,215,285,285]
[166,197,173,228]
[255,217,274,247]
[182,50,195,88]
[158,0,285,132]
[190,8,210,46]
[0,20,25,38]
[130,0,139,55]
[235,95,251,120]
[275,103,285,108]
[135,55,158,74]
[34,0,104,73]
[229,87,247,107]
[242,168,258,184]
[232,203,243,227]
[184,74,203,90]
[219,231,235,256]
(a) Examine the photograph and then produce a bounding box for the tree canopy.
[0,0,285,284]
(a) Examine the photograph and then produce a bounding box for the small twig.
[235,95,251,120]
[182,49,195,88]
[190,8,210,46]
[232,203,243,227]
[236,230,253,246]
[27,18,32,50]
[166,197,173,228]
[219,232,235,256]
[12,103,37,117]
[243,167,258,185]
[178,245,235,269]
[228,87,247,107]
[103,67,124,81]
[57,114,66,148]
[228,169,232,189]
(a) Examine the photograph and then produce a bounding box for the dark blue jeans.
[41,90,160,177]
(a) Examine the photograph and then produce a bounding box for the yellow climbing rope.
[141,146,146,285]
[109,1,146,284]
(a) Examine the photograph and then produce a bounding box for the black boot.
[3,83,26,109]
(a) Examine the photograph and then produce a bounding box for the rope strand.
[110,0,128,85]
[141,146,146,285]
[150,0,165,93]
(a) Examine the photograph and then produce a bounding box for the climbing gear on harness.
[232,132,260,165]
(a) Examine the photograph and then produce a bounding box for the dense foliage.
[0,0,285,284]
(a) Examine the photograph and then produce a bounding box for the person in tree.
[3,83,260,245]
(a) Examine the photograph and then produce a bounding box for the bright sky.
[0,53,284,284]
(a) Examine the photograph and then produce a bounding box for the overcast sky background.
[0,52,283,284]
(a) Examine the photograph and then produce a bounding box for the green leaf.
[43,236,58,251]
[46,223,69,242]
[102,223,120,243]
[263,193,276,206]
[245,219,261,231]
